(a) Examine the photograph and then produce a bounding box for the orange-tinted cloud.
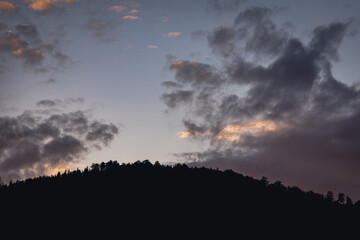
[163,32,182,38]
[0,1,16,14]
[22,0,79,12]
[178,120,285,141]
[170,61,197,68]
[129,9,139,14]
[177,131,191,139]
[13,47,44,66]
[0,37,27,50]
[24,0,53,11]
[122,15,138,20]
[147,45,158,49]
[108,5,127,12]
[216,120,282,141]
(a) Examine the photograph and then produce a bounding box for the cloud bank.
[0,21,69,72]
[0,110,119,181]
[163,6,360,199]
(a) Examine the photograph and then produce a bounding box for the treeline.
[0,160,358,236]
[0,160,357,206]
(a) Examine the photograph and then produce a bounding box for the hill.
[0,160,358,237]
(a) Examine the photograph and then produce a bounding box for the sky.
[1,0,360,199]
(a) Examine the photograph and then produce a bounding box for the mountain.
[0,160,358,237]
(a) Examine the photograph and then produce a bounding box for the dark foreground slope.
[0,160,359,237]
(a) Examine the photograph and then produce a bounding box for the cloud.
[0,1,16,14]
[147,45,158,49]
[37,99,58,107]
[0,20,69,72]
[15,24,39,41]
[0,110,119,181]
[0,35,27,52]
[169,61,224,87]
[129,9,139,14]
[22,0,79,12]
[206,6,288,58]
[161,81,183,89]
[24,0,54,12]
[108,5,127,13]
[86,122,119,146]
[13,48,44,66]
[37,97,84,107]
[162,90,194,108]
[122,15,138,20]
[178,120,285,141]
[163,6,360,199]
[163,32,182,38]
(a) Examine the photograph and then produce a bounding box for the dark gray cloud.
[207,6,289,58]
[169,61,224,87]
[161,81,183,89]
[37,99,58,107]
[234,6,272,25]
[37,97,84,108]
[207,26,235,57]
[162,90,194,108]
[0,20,69,72]
[0,110,119,181]
[15,23,40,42]
[163,6,360,199]
[86,122,119,146]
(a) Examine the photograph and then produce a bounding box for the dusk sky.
[1,0,360,199]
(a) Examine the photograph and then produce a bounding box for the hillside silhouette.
[0,160,358,237]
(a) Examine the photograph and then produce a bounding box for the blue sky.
[1,0,360,198]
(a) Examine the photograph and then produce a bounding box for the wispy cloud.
[163,32,182,38]
[147,45,158,49]
[122,15,138,20]
[129,9,139,14]
[37,97,84,107]
[108,5,127,13]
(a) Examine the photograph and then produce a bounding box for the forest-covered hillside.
[0,160,358,236]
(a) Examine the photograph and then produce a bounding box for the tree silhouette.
[0,160,359,237]
[326,190,334,202]
[337,193,345,204]
[346,196,353,206]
